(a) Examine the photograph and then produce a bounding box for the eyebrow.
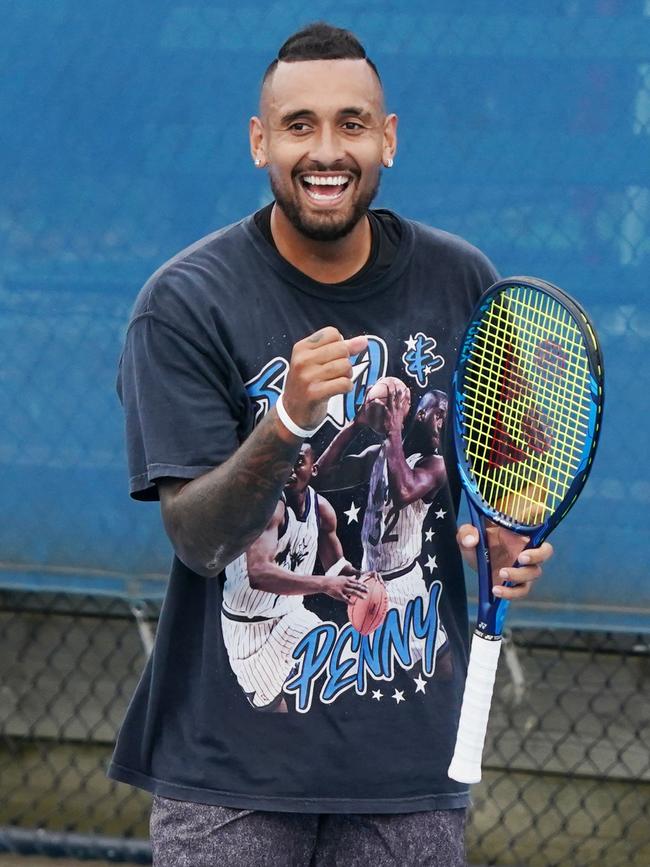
[279,106,375,125]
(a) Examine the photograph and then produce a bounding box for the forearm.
[385,430,415,506]
[162,409,301,577]
[315,422,359,476]
[315,422,369,491]
[249,566,326,596]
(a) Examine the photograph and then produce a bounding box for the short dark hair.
[263,22,381,86]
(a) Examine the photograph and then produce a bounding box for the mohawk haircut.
[263,22,381,86]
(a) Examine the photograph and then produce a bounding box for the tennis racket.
[447,276,604,785]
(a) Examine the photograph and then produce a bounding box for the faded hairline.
[258,58,386,117]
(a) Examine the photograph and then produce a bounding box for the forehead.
[262,59,384,119]
[418,393,437,411]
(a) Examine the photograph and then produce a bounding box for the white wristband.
[325,556,349,576]
[276,393,319,439]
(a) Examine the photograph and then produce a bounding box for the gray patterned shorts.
[150,795,467,866]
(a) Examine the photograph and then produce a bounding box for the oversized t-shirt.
[108,208,499,813]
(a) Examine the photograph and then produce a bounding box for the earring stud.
[254,158,261,167]
[386,158,394,168]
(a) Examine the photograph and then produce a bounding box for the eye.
[342,121,364,131]
[288,122,311,133]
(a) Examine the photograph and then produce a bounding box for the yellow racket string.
[466,290,588,521]
[467,304,584,521]
[461,285,592,525]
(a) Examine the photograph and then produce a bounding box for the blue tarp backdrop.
[1,2,648,630]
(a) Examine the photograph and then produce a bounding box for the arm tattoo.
[168,410,301,576]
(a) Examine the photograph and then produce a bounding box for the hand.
[384,385,409,436]
[457,522,553,601]
[323,575,369,603]
[281,328,368,433]
[353,399,373,428]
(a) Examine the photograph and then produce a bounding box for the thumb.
[457,524,478,548]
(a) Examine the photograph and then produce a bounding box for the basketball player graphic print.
[222,443,367,712]
[314,380,452,676]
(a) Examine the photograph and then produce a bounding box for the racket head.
[453,276,604,542]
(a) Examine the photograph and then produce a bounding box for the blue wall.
[2,1,648,629]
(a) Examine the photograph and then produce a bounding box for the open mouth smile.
[299,173,353,204]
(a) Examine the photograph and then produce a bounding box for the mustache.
[292,162,361,178]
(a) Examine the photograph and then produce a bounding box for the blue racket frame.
[453,276,605,639]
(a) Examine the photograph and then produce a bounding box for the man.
[222,443,366,713]
[110,22,552,866]
[315,385,452,674]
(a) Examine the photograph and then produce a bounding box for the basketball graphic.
[363,376,411,434]
[347,571,388,635]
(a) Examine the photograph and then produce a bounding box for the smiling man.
[109,22,552,867]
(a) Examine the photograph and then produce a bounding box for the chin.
[271,175,379,243]
[290,204,363,242]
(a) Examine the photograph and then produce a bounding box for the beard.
[270,169,381,242]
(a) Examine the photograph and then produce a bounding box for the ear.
[310,463,319,478]
[382,113,398,167]
[249,116,266,167]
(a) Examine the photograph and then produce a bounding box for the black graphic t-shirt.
[108,208,499,812]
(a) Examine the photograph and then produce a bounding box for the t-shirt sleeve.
[117,312,252,501]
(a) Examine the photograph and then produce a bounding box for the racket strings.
[466,306,589,462]
[468,324,586,520]
[468,293,588,520]
[461,286,593,525]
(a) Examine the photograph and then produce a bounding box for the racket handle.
[448,633,502,784]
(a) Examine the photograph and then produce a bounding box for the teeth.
[303,175,349,186]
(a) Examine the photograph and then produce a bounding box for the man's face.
[286,444,316,493]
[415,394,448,440]
[252,59,397,241]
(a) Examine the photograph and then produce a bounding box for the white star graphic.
[404,335,418,352]
[414,674,427,694]
[424,365,433,375]
[344,502,361,524]
[424,528,435,542]
[425,554,437,573]
[372,690,383,701]
[435,507,447,519]
[392,689,405,705]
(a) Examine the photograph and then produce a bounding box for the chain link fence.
[1,592,648,865]
[2,0,649,864]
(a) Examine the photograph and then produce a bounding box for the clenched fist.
[279,327,368,434]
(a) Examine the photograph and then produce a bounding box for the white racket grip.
[448,634,502,784]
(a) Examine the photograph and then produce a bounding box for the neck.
[270,204,372,284]
[286,487,308,518]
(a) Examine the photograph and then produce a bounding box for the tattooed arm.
[158,409,300,577]
[158,327,367,577]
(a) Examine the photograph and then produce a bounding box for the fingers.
[492,541,553,599]
[517,541,554,565]
[345,579,369,600]
[457,524,479,570]
[457,522,553,599]
[492,566,542,599]
[345,334,368,355]
[457,524,478,549]
[299,328,365,362]
[283,328,367,430]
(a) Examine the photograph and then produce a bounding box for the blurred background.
[0,1,648,865]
